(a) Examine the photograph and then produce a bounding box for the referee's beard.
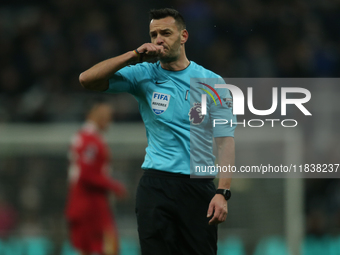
[159,35,182,64]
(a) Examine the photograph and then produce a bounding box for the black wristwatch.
[216,189,231,201]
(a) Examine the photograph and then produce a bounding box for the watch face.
[225,190,231,200]
[217,189,231,200]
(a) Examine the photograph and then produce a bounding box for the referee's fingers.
[218,211,226,222]
[209,208,222,225]
[209,212,219,225]
[210,206,228,225]
[209,215,218,225]
[207,202,214,218]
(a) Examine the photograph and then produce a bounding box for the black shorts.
[135,170,217,255]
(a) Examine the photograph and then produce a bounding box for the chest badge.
[151,92,171,115]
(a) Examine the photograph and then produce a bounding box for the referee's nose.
[155,35,164,46]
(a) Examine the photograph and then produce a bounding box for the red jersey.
[65,122,125,253]
[65,122,125,222]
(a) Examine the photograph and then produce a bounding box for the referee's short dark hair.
[149,8,186,30]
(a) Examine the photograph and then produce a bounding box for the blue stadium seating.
[23,237,53,255]
[218,236,246,255]
[301,235,334,255]
[120,237,140,255]
[329,236,340,255]
[0,237,25,255]
[61,240,78,255]
[253,236,291,255]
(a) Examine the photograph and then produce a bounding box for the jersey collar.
[83,121,98,133]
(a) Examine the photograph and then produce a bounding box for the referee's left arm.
[207,136,235,225]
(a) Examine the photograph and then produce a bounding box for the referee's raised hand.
[207,194,228,225]
[136,43,165,61]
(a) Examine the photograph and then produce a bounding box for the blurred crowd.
[1,0,340,122]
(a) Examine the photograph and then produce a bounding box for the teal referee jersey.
[106,61,236,175]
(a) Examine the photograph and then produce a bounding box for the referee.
[79,8,236,255]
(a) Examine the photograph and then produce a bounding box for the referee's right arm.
[79,44,164,91]
[79,51,139,92]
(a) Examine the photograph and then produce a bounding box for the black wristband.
[216,189,231,201]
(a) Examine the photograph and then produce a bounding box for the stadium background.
[0,0,340,254]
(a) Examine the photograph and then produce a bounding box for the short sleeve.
[210,86,237,137]
[105,63,147,95]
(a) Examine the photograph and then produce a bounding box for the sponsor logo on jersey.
[155,80,168,84]
[152,92,171,115]
[188,102,205,125]
[83,144,97,163]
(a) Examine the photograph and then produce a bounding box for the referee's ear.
[180,29,189,44]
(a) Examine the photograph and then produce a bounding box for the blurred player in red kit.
[65,101,127,255]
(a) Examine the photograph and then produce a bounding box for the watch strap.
[216,189,231,200]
